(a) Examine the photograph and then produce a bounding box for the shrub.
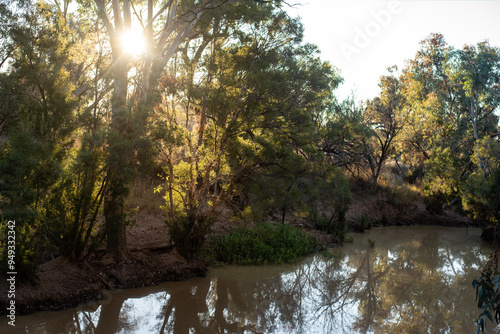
[202,222,320,265]
[359,213,371,229]
[368,238,376,248]
[0,220,40,283]
[314,218,348,241]
[167,212,214,259]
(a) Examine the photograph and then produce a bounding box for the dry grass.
[126,176,165,214]
[378,171,422,214]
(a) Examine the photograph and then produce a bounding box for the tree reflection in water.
[10,226,494,334]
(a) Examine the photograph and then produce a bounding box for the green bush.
[202,222,320,265]
[359,213,371,229]
[0,220,40,283]
[314,218,348,241]
[167,212,214,259]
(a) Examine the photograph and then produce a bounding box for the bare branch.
[94,0,115,41]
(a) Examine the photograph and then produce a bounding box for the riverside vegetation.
[0,1,499,332]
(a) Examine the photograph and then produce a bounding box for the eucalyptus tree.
[457,42,500,223]
[364,68,405,184]
[399,34,461,170]
[320,96,373,179]
[321,70,405,185]
[400,33,500,211]
[457,41,500,175]
[80,0,292,260]
[396,34,500,334]
[152,4,344,256]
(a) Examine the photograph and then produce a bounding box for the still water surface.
[2,226,497,334]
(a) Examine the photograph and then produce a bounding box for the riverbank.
[0,243,206,315]
[344,180,479,230]
[0,182,481,316]
[0,210,337,316]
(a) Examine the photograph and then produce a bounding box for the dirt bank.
[0,212,206,316]
[345,184,479,230]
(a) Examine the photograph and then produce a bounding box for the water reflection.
[2,226,495,334]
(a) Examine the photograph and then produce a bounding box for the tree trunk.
[470,98,486,174]
[104,45,131,260]
[103,156,130,261]
[104,173,129,260]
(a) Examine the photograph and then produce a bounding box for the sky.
[287,0,500,102]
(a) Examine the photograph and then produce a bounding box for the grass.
[201,222,321,265]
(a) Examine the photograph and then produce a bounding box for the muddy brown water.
[1,226,497,333]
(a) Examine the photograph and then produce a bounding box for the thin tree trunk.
[168,157,175,221]
[471,98,486,173]
[104,170,129,260]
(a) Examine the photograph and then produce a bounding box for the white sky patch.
[287,0,500,102]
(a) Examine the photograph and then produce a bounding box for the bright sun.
[120,30,146,56]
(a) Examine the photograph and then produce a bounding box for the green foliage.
[0,127,56,280]
[307,165,352,235]
[321,96,373,179]
[359,213,371,227]
[422,147,462,212]
[423,147,461,197]
[0,220,40,283]
[322,67,405,185]
[462,169,500,222]
[245,147,308,223]
[167,212,214,259]
[473,270,500,333]
[0,2,79,274]
[45,134,106,261]
[308,163,352,226]
[363,70,405,184]
[3,0,499,301]
[248,159,351,229]
[0,2,109,274]
[155,4,344,258]
[314,218,348,241]
[462,138,500,222]
[202,222,320,265]
[399,34,500,215]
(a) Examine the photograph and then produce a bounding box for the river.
[1,226,496,333]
